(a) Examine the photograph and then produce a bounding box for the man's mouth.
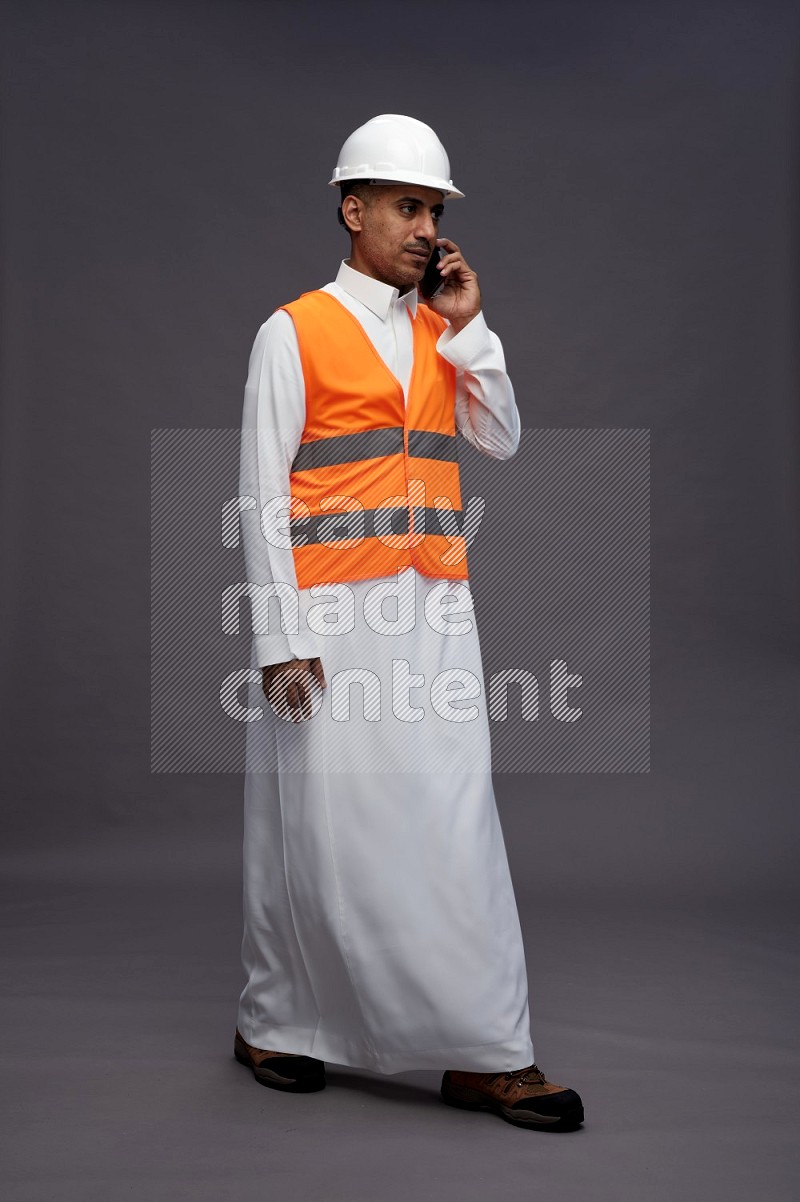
[405,247,430,260]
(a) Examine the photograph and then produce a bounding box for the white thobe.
[236,259,535,1073]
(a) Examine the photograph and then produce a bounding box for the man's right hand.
[261,656,327,722]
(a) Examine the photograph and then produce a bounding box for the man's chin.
[384,270,424,293]
[400,260,427,286]
[372,259,425,291]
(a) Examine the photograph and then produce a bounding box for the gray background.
[1,0,798,1199]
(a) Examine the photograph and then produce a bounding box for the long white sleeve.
[436,311,521,460]
[238,311,322,668]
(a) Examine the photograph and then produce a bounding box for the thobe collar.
[335,259,419,323]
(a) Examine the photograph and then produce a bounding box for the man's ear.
[340,195,365,233]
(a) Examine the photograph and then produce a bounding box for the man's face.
[345,183,445,291]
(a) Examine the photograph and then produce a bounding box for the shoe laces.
[481,1063,547,1087]
[503,1063,547,1087]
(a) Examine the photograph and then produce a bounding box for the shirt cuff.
[254,630,323,669]
[254,632,295,669]
[435,310,492,367]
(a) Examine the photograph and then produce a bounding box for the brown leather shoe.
[441,1063,584,1130]
[233,1029,326,1092]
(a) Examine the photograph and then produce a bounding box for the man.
[235,113,584,1132]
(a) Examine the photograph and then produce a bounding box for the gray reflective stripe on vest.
[407,430,459,462]
[292,428,404,472]
[290,506,464,547]
[291,428,459,472]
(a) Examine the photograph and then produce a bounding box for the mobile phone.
[419,246,445,300]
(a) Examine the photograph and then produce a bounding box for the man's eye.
[432,211,442,224]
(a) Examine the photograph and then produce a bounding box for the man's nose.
[414,212,437,244]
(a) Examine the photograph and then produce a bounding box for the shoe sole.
[441,1080,584,1131]
[234,1046,326,1093]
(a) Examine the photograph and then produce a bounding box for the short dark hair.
[339,180,376,203]
[337,180,376,227]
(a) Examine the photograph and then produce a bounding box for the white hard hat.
[328,113,464,199]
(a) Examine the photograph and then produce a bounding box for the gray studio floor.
[2,644,799,1201]
[1,821,797,1202]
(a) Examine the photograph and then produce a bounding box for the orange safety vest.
[279,289,469,590]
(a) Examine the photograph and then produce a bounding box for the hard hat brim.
[328,170,465,199]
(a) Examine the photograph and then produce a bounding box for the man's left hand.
[426,237,481,333]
